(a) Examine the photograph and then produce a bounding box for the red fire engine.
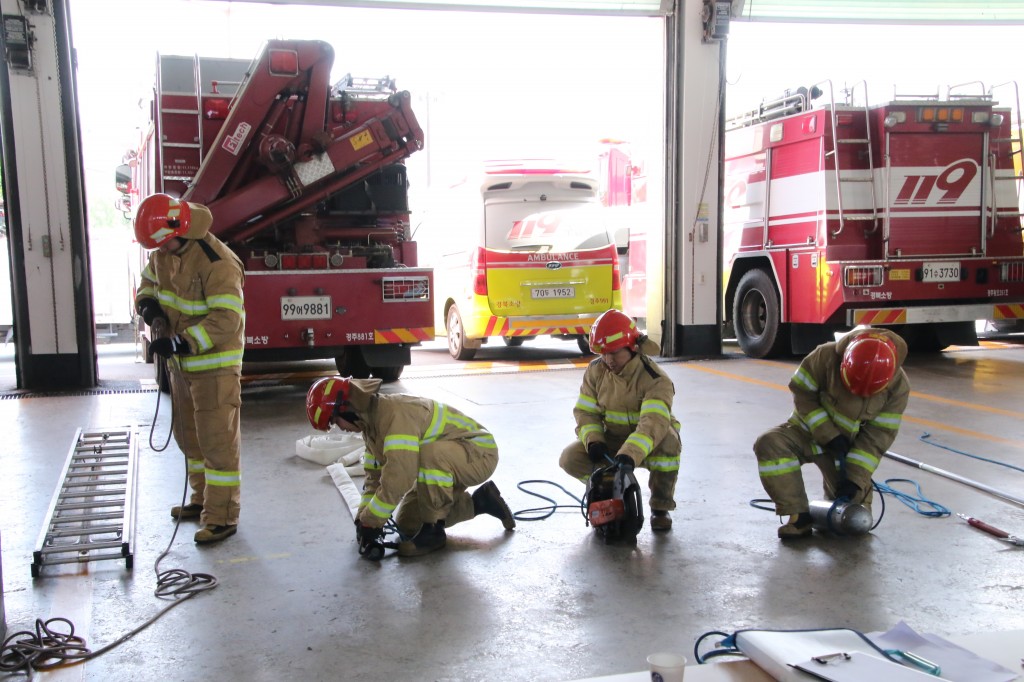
[117,40,432,380]
[723,81,1024,357]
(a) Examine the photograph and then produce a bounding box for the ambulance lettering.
[527,252,580,262]
[894,159,977,206]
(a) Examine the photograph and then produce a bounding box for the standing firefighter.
[306,377,516,558]
[134,194,245,544]
[559,309,681,531]
[754,327,910,539]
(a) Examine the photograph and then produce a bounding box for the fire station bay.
[1,1,1023,681]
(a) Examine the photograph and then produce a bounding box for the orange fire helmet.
[134,193,192,249]
[840,333,898,397]
[306,376,352,431]
[589,309,641,354]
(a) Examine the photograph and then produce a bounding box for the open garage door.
[296,0,673,15]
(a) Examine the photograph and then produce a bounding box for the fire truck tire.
[733,269,790,358]
[371,365,404,382]
[576,336,594,355]
[335,348,371,379]
[446,306,477,361]
[503,336,525,347]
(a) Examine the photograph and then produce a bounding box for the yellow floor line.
[681,362,1024,449]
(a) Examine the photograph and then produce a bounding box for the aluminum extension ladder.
[31,426,139,577]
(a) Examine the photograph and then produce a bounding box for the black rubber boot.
[778,511,813,539]
[397,520,447,557]
[472,481,517,530]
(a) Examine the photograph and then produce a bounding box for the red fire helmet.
[134,193,192,249]
[306,376,352,431]
[589,309,641,354]
[840,333,898,397]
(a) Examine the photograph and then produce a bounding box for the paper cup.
[647,652,687,682]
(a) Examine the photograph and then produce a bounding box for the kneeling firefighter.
[558,309,682,536]
[753,327,910,539]
[306,377,516,558]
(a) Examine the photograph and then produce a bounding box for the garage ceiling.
[735,0,1024,24]
[290,0,674,15]
[232,1,1024,21]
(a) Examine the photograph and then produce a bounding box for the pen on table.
[885,649,941,676]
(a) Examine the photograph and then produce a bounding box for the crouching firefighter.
[559,309,682,539]
[306,377,517,558]
[753,328,910,539]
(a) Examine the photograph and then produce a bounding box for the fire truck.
[723,81,1024,357]
[117,40,432,381]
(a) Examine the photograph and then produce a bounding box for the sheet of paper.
[791,652,941,682]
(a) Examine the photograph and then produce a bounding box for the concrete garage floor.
[1,337,1023,681]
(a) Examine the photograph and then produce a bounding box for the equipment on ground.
[33,427,139,577]
[957,513,1024,546]
[808,499,873,535]
[723,80,1024,358]
[584,459,644,543]
[884,450,1024,507]
[117,40,432,382]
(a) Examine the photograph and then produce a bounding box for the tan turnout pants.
[393,439,498,537]
[169,365,242,527]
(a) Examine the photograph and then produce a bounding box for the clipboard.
[791,651,942,681]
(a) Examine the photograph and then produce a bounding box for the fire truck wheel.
[576,336,594,355]
[503,336,525,347]
[371,365,404,383]
[733,269,790,358]
[335,348,371,379]
[446,306,477,361]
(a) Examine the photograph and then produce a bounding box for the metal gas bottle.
[809,499,872,535]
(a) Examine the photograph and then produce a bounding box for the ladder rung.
[160,107,200,115]
[33,425,138,576]
[841,215,877,221]
[162,175,195,182]
[837,138,870,144]
[52,511,124,523]
[996,211,1023,218]
[162,142,200,149]
[838,177,873,182]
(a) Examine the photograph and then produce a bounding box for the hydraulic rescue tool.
[584,456,644,544]
[957,513,1024,547]
[356,521,402,560]
[808,499,873,536]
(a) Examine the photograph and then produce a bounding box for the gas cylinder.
[808,499,872,535]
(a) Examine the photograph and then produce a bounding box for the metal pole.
[884,451,1024,508]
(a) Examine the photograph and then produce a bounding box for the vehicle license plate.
[531,286,575,299]
[921,262,961,283]
[281,296,332,320]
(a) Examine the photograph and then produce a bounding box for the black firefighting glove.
[137,298,168,326]
[825,435,852,459]
[150,335,191,358]
[834,478,861,501]
[614,454,635,471]
[587,441,610,464]
[356,523,383,555]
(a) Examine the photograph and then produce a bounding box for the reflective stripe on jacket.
[358,394,496,527]
[135,234,245,375]
[787,328,910,489]
[573,353,680,466]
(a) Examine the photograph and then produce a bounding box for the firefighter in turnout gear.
[754,327,910,539]
[306,377,516,557]
[134,194,245,544]
[559,309,681,531]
